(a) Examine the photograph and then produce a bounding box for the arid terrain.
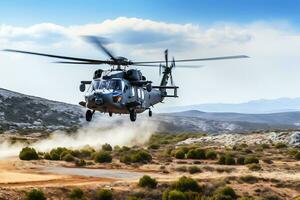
[0,131,299,200]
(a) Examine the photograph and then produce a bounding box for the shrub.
[244,156,259,164]
[183,191,202,200]
[260,143,270,149]
[69,188,85,200]
[240,175,259,184]
[94,151,112,163]
[25,189,46,200]
[186,148,206,159]
[175,149,186,159]
[62,153,75,162]
[120,155,132,164]
[44,152,51,160]
[237,157,245,165]
[212,186,236,200]
[172,176,200,192]
[225,155,236,165]
[175,166,187,172]
[247,163,262,171]
[102,143,113,151]
[49,147,68,160]
[218,155,226,165]
[138,175,157,189]
[80,146,95,158]
[275,142,287,149]
[168,190,186,200]
[75,159,86,167]
[96,189,113,200]
[19,147,39,160]
[188,166,201,174]
[205,149,217,160]
[295,152,300,160]
[131,150,152,163]
[148,144,160,149]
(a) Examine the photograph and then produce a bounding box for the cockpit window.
[91,79,123,91]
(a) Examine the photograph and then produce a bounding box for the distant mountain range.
[1,88,300,134]
[160,98,300,114]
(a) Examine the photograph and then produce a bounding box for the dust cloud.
[0,116,158,159]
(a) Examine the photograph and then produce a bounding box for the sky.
[0,0,300,108]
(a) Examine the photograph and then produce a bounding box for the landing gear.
[149,110,152,117]
[130,110,137,122]
[109,112,113,117]
[86,110,94,122]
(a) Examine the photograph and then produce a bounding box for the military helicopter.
[3,36,248,122]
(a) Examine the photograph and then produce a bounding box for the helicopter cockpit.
[89,79,124,93]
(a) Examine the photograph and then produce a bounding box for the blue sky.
[1,0,300,26]
[1,1,300,107]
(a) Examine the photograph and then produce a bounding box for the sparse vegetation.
[275,142,287,149]
[19,147,39,160]
[94,151,112,163]
[244,156,259,164]
[172,176,200,192]
[205,149,217,160]
[188,166,201,174]
[247,163,262,171]
[138,175,157,189]
[69,188,85,200]
[102,143,113,151]
[175,149,186,159]
[25,189,46,200]
[211,186,237,200]
[96,189,113,200]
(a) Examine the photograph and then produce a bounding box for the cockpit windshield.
[91,79,123,91]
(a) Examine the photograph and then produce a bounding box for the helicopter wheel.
[130,110,137,122]
[86,110,93,122]
[149,110,152,117]
[109,112,113,117]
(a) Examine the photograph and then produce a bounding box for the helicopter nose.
[94,92,104,105]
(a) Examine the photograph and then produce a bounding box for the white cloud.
[1,17,300,107]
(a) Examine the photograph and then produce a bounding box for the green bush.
[94,151,112,163]
[239,175,259,184]
[168,190,186,200]
[25,189,46,200]
[69,188,85,200]
[75,159,86,167]
[236,157,245,165]
[188,166,201,174]
[44,152,51,160]
[295,152,300,160]
[212,186,236,200]
[186,148,206,159]
[183,191,202,200]
[80,146,95,158]
[120,155,132,164]
[131,150,152,163]
[175,149,186,159]
[260,143,270,149]
[172,176,200,192]
[102,143,113,151]
[148,144,160,149]
[244,156,259,164]
[225,155,236,165]
[218,155,226,165]
[247,163,262,171]
[49,147,68,160]
[275,142,287,149]
[206,149,217,160]
[62,153,75,162]
[96,189,113,200]
[138,175,157,189]
[19,147,39,161]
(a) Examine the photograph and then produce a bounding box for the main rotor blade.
[133,55,249,64]
[54,61,107,65]
[3,49,109,63]
[133,64,203,68]
[84,36,116,61]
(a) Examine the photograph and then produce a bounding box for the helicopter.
[3,36,248,122]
